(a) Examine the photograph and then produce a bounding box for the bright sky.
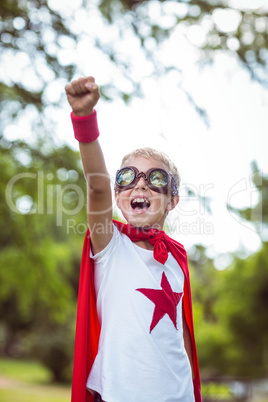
[4,0,268,268]
[88,55,267,268]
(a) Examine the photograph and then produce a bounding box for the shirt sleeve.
[89,224,121,262]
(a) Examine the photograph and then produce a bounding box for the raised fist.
[65,76,100,116]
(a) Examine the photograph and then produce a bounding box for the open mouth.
[131,197,151,210]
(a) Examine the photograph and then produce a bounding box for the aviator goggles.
[114,166,178,196]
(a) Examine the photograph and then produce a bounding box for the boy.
[65,76,201,402]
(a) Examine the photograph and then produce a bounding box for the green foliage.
[1,0,268,137]
[201,382,232,400]
[189,170,268,381]
[28,321,75,382]
[188,247,232,376]
[98,0,268,85]
[0,140,87,381]
[214,243,268,379]
[191,245,268,379]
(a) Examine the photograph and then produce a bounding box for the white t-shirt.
[86,224,194,402]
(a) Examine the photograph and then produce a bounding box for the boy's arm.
[65,76,113,254]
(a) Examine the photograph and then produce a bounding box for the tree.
[0,140,87,381]
[0,0,268,137]
[98,0,268,85]
[215,243,268,379]
[190,168,268,382]
[188,245,232,378]
[218,164,268,379]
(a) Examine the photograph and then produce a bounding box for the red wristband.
[193,378,202,402]
[71,110,99,143]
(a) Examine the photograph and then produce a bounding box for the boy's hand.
[65,76,100,117]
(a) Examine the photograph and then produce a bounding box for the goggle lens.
[115,167,171,192]
[149,170,169,188]
[116,167,135,186]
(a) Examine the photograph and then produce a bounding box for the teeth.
[132,198,150,204]
[131,197,151,210]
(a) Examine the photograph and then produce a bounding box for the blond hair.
[120,147,181,190]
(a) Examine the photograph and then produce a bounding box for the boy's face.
[115,156,179,229]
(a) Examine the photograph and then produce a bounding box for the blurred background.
[0,0,268,401]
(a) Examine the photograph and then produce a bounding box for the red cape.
[71,221,200,402]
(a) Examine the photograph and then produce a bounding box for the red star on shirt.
[136,272,183,333]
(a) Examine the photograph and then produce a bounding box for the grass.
[2,358,268,402]
[0,358,52,384]
[201,382,232,399]
[0,358,71,402]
